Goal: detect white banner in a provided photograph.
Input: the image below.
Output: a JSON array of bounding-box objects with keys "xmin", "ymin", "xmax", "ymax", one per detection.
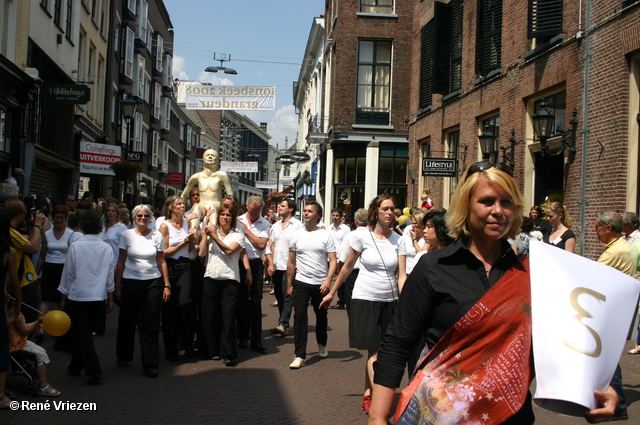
[
  {"xmin": 79, "ymin": 141, "xmax": 120, "ymax": 176},
  {"xmin": 530, "ymin": 240, "xmax": 640, "ymax": 415},
  {"xmin": 220, "ymin": 161, "xmax": 259, "ymax": 173},
  {"xmin": 255, "ymin": 181, "xmax": 277, "ymax": 190},
  {"xmin": 185, "ymin": 85, "xmax": 276, "ymax": 110}
]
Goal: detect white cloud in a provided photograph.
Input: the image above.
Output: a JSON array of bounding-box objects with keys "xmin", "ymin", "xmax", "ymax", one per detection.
[
  {"xmin": 196, "ymin": 71, "xmax": 235, "ymax": 86},
  {"xmin": 173, "ymin": 55, "xmax": 187, "ymax": 79}
]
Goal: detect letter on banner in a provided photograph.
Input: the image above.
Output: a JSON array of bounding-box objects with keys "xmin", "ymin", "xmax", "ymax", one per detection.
[{"xmin": 529, "ymin": 240, "xmax": 640, "ymax": 415}]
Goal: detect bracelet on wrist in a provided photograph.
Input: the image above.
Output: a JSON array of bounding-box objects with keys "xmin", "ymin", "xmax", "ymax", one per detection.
[
  {"xmin": 164, "ymin": 285, "xmax": 171, "ymax": 289},
  {"xmin": 33, "ymin": 224, "xmax": 42, "ymax": 229}
]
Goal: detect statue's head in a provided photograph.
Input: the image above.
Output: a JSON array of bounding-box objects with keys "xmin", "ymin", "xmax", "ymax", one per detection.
[{"xmin": 203, "ymin": 149, "xmax": 219, "ymax": 165}]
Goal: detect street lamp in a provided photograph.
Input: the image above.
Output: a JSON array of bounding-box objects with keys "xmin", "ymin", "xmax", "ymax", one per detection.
[
  {"xmin": 205, "ymin": 53, "xmax": 238, "ymax": 75},
  {"xmin": 275, "ymin": 158, "xmax": 283, "ymax": 192},
  {"xmin": 478, "ymin": 122, "xmax": 497, "ymax": 161},
  {"xmin": 120, "ymin": 93, "xmax": 137, "ymax": 153},
  {"xmin": 532, "ymin": 98, "xmax": 578, "ymax": 158}
]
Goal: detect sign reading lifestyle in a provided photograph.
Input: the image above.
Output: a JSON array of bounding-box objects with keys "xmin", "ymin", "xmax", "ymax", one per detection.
[
  {"xmin": 80, "ymin": 141, "xmax": 120, "ymax": 176},
  {"xmin": 422, "ymin": 158, "xmax": 457, "ymax": 177},
  {"xmin": 185, "ymin": 85, "xmax": 276, "ymax": 111},
  {"xmin": 220, "ymin": 161, "xmax": 259, "ymax": 173}
]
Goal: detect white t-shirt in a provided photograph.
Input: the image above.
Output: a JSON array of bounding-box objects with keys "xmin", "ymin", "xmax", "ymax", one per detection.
[
  {"xmin": 402, "ymin": 224, "xmax": 425, "ymax": 275},
  {"xmin": 289, "ymin": 228, "xmax": 336, "ymax": 285},
  {"xmin": 237, "ymin": 213, "xmax": 270, "ymax": 260},
  {"xmin": 268, "ymin": 217, "xmax": 303, "ymax": 271},
  {"xmin": 329, "ymin": 222, "xmax": 351, "ymax": 257},
  {"xmin": 338, "ymin": 230, "xmax": 362, "ymax": 270},
  {"xmin": 100, "ymin": 222, "xmax": 128, "ymax": 266},
  {"xmin": 204, "ymin": 230, "xmax": 245, "ymax": 282},
  {"xmin": 162, "ymin": 219, "xmax": 190, "ymax": 260},
  {"xmin": 44, "ymin": 227, "xmax": 73, "ymax": 264},
  {"xmin": 118, "ymin": 229, "xmax": 164, "ymax": 280},
  {"xmin": 351, "ymin": 227, "xmax": 406, "ymax": 302}
]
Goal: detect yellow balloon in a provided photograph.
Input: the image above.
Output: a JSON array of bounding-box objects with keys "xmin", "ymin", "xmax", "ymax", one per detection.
[
  {"xmin": 43, "ymin": 310, "xmax": 71, "ymax": 337},
  {"xmin": 403, "ymin": 207, "xmax": 411, "ymax": 217},
  {"xmin": 397, "ymin": 215, "xmax": 409, "ymax": 224}
]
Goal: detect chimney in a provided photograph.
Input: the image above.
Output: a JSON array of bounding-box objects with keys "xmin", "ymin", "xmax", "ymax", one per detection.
[
  {"xmin": 285, "ymin": 136, "xmax": 289, "ymax": 150},
  {"xmin": 260, "ymin": 122, "xmax": 268, "ymax": 131}
]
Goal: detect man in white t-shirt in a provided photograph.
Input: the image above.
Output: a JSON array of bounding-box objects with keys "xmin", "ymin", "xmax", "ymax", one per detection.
[
  {"xmin": 286, "ymin": 201, "xmax": 337, "ymax": 369},
  {"xmin": 237, "ymin": 196, "xmax": 271, "ymax": 353},
  {"xmin": 329, "ymin": 208, "xmax": 350, "ymax": 309},
  {"xmin": 265, "ymin": 199, "xmax": 303, "ymax": 337}
]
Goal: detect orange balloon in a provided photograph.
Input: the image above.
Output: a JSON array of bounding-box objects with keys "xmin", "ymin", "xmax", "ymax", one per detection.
[{"xmin": 43, "ymin": 310, "xmax": 71, "ymax": 337}]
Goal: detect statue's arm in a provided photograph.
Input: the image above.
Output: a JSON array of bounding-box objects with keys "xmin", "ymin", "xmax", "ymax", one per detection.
[
  {"xmin": 181, "ymin": 174, "xmax": 197, "ymax": 200},
  {"xmin": 221, "ymin": 172, "xmax": 233, "ymax": 196}
]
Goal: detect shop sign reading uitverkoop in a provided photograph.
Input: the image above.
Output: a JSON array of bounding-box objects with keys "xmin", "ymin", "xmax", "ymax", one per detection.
[
  {"xmin": 185, "ymin": 85, "xmax": 276, "ymax": 111},
  {"xmin": 79, "ymin": 142, "xmax": 121, "ymax": 176}
]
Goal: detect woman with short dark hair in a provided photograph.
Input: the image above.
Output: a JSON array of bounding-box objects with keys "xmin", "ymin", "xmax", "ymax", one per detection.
[{"xmin": 58, "ymin": 211, "xmax": 114, "ymax": 385}]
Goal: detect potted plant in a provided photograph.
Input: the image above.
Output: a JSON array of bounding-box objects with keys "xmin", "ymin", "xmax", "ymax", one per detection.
[
  {"xmin": 110, "ymin": 161, "xmax": 142, "ymax": 181},
  {"xmin": 267, "ymin": 190, "xmax": 286, "ymax": 203}
]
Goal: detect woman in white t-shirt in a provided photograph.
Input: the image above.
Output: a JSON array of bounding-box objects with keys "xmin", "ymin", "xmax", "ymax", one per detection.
[
  {"xmin": 321, "ymin": 194, "xmax": 407, "ymax": 414},
  {"xmin": 115, "ymin": 204, "xmax": 170, "ymax": 378},
  {"xmin": 199, "ymin": 203, "xmax": 245, "ymax": 367},
  {"xmin": 35, "ymin": 204, "xmax": 73, "ymax": 341}
]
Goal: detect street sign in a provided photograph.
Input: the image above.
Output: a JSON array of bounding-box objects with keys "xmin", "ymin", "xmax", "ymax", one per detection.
[
  {"xmin": 422, "ymin": 158, "xmax": 457, "ymax": 177},
  {"xmin": 291, "ymin": 152, "xmax": 311, "ymax": 163}
]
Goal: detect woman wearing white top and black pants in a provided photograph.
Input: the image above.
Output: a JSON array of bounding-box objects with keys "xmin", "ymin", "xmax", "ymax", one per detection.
[
  {"xmin": 115, "ymin": 205, "xmax": 170, "ymax": 378},
  {"xmin": 159, "ymin": 196, "xmax": 196, "ymax": 361},
  {"xmin": 200, "ymin": 203, "xmax": 245, "ymax": 366}
]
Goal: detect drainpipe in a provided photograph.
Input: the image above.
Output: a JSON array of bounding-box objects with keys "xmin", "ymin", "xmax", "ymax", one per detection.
[{"xmin": 578, "ymin": 0, "xmax": 593, "ymax": 256}]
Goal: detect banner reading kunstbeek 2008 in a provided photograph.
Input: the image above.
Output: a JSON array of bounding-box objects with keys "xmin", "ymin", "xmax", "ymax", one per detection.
[{"xmin": 185, "ymin": 85, "xmax": 276, "ymax": 111}]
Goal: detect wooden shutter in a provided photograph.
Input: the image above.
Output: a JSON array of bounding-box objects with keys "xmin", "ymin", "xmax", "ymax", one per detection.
[
  {"xmin": 449, "ymin": 0, "xmax": 464, "ymax": 92},
  {"xmin": 528, "ymin": 0, "xmax": 562, "ymax": 39},
  {"xmin": 433, "ymin": 1, "xmax": 452, "ymax": 95},
  {"xmin": 477, "ymin": 0, "xmax": 502, "ymax": 76},
  {"xmin": 419, "ymin": 21, "xmax": 435, "ymax": 109}
]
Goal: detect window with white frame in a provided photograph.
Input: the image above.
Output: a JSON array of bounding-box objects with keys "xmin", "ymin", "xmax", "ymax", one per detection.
[
  {"xmin": 124, "ymin": 27, "xmax": 134, "ymax": 79},
  {"xmin": 186, "ymin": 125, "xmax": 192, "ymax": 151},
  {"xmin": 96, "ymin": 57, "xmax": 103, "ymax": 123},
  {"xmin": 144, "ymin": 73, "xmax": 151, "ymax": 104},
  {"xmin": 162, "ymin": 98, "xmax": 170, "ymax": 130},
  {"xmin": 127, "ymin": 0, "xmax": 135, "ymax": 14},
  {"xmin": 65, "ymin": 0, "xmax": 73, "ymax": 41},
  {"xmin": 113, "ymin": 16, "xmax": 120, "ymax": 54},
  {"xmin": 77, "ymin": 31, "xmax": 85, "ymax": 84},
  {"xmin": 155, "ymin": 34, "xmax": 163, "ymax": 72},
  {"xmin": 178, "ymin": 154, "xmax": 183, "ymax": 172},
  {"xmin": 87, "ymin": 45, "xmax": 95, "ymax": 115},
  {"xmin": 151, "ymin": 131, "xmax": 159, "ymax": 167},
  {"xmin": 134, "ymin": 55, "xmax": 145, "ymax": 98},
  {"xmin": 162, "ymin": 140, "xmax": 169, "ymax": 171},
  {"xmin": 146, "ymin": 22, "xmax": 153, "ymax": 51},
  {"xmin": 91, "ymin": 0, "xmax": 97, "ymax": 22},
  {"xmin": 136, "ymin": 0, "xmax": 148, "ymax": 42},
  {"xmin": 133, "ymin": 112, "xmax": 143, "ymax": 152},
  {"xmin": 360, "ymin": 0, "xmax": 393, "ymax": 13},
  {"xmin": 356, "ymin": 40, "xmax": 391, "ymax": 125},
  {"xmin": 141, "ymin": 123, "xmax": 148, "ymax": 154},
  {"xmin": 196, "ymin": 158, "xmax": 204, "ymax": 172},
  {"xmin": 153, "ymin": 82, "xmax": 161, "ymax": 119},
  {"xmin": 163, "ymin": 54, "xmax": 172, "ymax": 85},
  {"xmin": 111, "ymin": 87, "xmax": 117, "ymax": 124}
]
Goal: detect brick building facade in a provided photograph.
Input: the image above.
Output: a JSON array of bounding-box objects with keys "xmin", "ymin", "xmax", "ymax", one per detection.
[{"xmin": 409, "ymin": 0, "xmax": 640, "ymax": 259}]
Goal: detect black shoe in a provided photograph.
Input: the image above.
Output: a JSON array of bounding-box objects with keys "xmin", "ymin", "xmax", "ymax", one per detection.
[
  {"xmin": 223, "ymin": 358, "xmax": 237, "ymax": 367},
  {"xmin": 330, "ymin": 303, "xmax": 345, "ymax": 310},
  {"xmin": 609, "ymin": 414, "xmax": 629, "ymax": 421},
  {"xmin": 184, "ymin": 347, "xmax": 197, "ymax": 358},
  {"xmin": 238, "ymin": 339, "xmax": 250, "ymax": 349},
  {"xmin": 116, "ymin": 359, "xmax": 128, "ymax": 367},
  {"xmin": 87, "ymin": 373, "xmax": 104, "ymax": 385},
  {"xmin": 67, "ymin": 368, "xmax": 81, "ymax": 377},
  {"xmin": 251, "ymin": 344, "xmax": 267, "ymax": 354},
  {"xmin": 143, "ymin": 366, "xmax": 159, "ymax": 378}
]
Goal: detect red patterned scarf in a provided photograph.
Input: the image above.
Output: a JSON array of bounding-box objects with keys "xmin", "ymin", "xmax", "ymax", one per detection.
[{"xmin": 395, "ymin": 260, "xmax": 532, "ymax": 425}]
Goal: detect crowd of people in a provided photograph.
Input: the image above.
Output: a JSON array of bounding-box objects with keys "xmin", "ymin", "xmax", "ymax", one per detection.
[{"xmin": 0, "ymin": 162, "xmax": 635, "ymax": 423}]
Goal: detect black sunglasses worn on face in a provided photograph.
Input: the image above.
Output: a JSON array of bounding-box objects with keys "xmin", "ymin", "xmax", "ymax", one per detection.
[{"xmin": 136, "ymin": 214, "xmax": 150, "ymax": 218}]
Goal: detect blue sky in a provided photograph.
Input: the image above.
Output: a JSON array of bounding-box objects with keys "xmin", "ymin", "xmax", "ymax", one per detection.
[{"xmin": 163, "ymin": 0, "xmax": 323, "ymax": 149}]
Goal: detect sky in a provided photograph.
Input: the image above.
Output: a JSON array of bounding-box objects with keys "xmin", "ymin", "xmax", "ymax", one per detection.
[{"xmin": 163, "ymin": 0, "xmax": 324, "ymax": 150}]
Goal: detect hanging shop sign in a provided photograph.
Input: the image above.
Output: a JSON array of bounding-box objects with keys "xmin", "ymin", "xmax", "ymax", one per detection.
[
  {"xmin": 44, "ymin": 84, "xmax": 91, "ymax": 104},
  {"xmin": 167, "ymin": 172, "xmax": 184, "ymax": 185},
  {"xmin": 422, "ymin": 158, "xmax": 457, "ymax": 177},
  {"xmin": 278, "ymin": 154, "xmax": 295, "ymax": 165},
  {"xmin": 291, "ymin": 152, "xmax": 311, "ymax": 163},
  {"xmin": 185, "ymin": 85, "xmax": 276, "ymax": 111},
  {"xmin": 80, "ymin": 141, "xmax": 120, "ymax": 176}
]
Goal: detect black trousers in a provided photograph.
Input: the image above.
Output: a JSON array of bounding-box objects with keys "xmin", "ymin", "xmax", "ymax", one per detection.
[
  {"xmin": 162, "ymin": 259, "xmax": 195, "ymax": 359},
  {"xmin": 202, "ymin": 278, "xmax": 239, "ymax": 360},
  {"xmin": 190, "ymin": 257, "xmax": 208, "ymax": 356},
  {"xmin": 292, "ymin": 280, "xmax": 328, "ymax": 359},
  {"xmin": 237, "ymin": 258, "xmax": 264, "ymax": 345},
  {"xmin": 273, "ymin": 269, "xmax": 293, "ymax": 327},
  {"xmin": 66, "ymin": 299, "xmax": 103, "ymax": 376},
  {"xmin": 116, "ymin": 277, "xmax": 163, "ymax": 367}
]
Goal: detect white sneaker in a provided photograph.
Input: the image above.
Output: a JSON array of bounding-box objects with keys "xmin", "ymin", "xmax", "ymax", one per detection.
[
  {"xmin": 318, "ymin": 344, "xmax": 328, "ymax": 358},
  {"xmin": 289, "ymin": 357, "xmax": 306, "ymax": 369}
]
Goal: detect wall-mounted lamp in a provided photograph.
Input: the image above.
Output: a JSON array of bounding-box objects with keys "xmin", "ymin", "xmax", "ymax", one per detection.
[{"xmin": 532, "ymin": 98, "xmax": 578, "ymax": 158}]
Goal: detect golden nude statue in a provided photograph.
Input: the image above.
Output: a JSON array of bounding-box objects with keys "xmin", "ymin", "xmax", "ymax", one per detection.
[{"xmin": 181, "ymin": 148, "xmax": 233, "ymax": 228}]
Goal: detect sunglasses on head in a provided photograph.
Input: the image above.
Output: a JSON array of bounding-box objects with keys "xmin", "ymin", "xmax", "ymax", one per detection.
[{"xmin": 467, "ymin": 161, "xmax": 513, "ymax": 177}]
